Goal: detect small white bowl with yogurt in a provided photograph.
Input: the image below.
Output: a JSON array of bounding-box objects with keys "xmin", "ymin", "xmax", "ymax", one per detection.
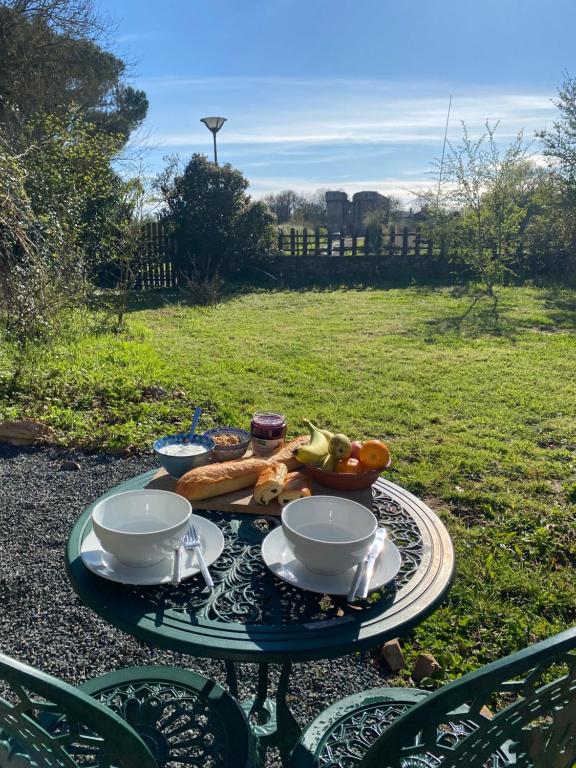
[{"xmin": 153, "ymin": 432, "xmax": 215, "ymax": 478}]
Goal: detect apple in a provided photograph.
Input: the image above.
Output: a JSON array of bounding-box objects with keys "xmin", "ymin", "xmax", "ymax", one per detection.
[
  {"xmin": 336, "ymin": 458, "xmax": 364, "ymax": 474},
  {"xmin": 350, "ymin": 440, "xmax": 363, "ymax": 459}
]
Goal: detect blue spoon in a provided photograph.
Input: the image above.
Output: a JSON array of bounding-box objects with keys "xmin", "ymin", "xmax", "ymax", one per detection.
[{"xmin": 189, "ymin": 406, "xmax": 202, "ymax": 436}]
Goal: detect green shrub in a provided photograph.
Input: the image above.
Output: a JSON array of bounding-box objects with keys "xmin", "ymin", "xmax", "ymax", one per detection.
[{"xmin": 155, "ymin": 154, "xmax": 277, "ymax": 285}]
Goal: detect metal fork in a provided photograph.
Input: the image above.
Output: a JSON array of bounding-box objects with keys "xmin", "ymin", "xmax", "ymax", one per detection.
[{"xmin": 183, "ymin": 524, "xmax": 214, "ymax": 588}]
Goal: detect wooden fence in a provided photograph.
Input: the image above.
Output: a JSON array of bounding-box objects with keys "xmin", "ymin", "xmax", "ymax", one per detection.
[
  {"xmin": 134, "ymin": 221, "xmax": 178, "ymax": 289},
  {"xmin": 133, "ymin": 223, "xmax": 442, "ymax": 288},
  {"xmin": 277, "ymin": 226, "xmax": 437, "ymax": 258}
]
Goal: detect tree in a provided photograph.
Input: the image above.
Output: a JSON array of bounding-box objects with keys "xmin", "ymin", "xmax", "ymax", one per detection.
[
  {"xmin": 0, "ymin": 1, "xmax": 150, "ymax": 345},
  {"xmin": 0, "ymin": 128, "xmax": 79, "ymax": 341},
  {"xmin": 292, "ymin": 189, "xmax": 327, "ymax": 226},
  {"xmin": 536, "ymin": 74, "xmax": 576, "ymax": 266},
  {"xmin": 261, "ymin": 190, "xmax": 300, "ymax": 224},
  {"xmin": 431, "ymin": 121, "xmax": 533, "ymax": 294},
  {"xmin": 262, "ymin": 188, "xmax": 329, "ymax": 226},
  {"xmin": 155, "ymin": 154, "xmax": 276, "ymax": 285},
  {"xmin": 0, "ymin": 0, "xmax": 148, "ymax": 144},
  {"xmin": 540, "ymin": 74, "xmax": 576, "ymax": 185},
  {"xmin": 23, "ymin": 109, "xmax": 131, "ymax": 271}
]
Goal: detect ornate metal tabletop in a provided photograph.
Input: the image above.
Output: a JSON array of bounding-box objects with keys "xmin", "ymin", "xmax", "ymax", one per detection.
[{"xmin": 66, "ymin": 470, "xmax": 454, "ymax": 664}]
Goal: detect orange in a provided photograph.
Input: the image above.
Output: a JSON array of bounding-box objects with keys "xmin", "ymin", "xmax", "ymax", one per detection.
[
  {"xmin": 358, "ymin": 440, "xmax": 390, "ymax": 470},
  {"xmin": 336, "ymin": 458, "xmax": 364, "ymax": 474}
]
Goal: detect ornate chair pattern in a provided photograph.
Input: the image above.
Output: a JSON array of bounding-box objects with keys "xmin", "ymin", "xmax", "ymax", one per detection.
[
  {"xmin": 290, "ymin": 626, "xmax": 576, "ymax": 768},
  {"xmin": 0, "ymin": 654, "xmax": 254, "ymax": 768}
]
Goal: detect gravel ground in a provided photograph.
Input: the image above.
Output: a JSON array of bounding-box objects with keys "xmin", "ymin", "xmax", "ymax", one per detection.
[{"xmin": 0, "ymin": 445, "xmax": 393, "ymax": 765}]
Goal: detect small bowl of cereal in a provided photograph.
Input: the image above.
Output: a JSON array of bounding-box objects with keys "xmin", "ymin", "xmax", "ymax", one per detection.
[{"xmin": 203, "ymin": 427, "xmax": 251, "ymax": 462}]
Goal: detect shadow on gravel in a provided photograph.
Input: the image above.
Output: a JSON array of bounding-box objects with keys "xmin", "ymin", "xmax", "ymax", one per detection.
[{"xmin": 0, "ymin": 443, "xmax": 23, "ymax": 460}]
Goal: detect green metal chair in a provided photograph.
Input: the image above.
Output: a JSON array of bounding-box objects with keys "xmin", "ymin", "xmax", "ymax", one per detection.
[
  {"xmin": 0, "ymin": 654, "xmax": 254, "ymax": 768},
  {"xmin": 290, "ymin": 625, "xmax": 576, "ymax": 768}
]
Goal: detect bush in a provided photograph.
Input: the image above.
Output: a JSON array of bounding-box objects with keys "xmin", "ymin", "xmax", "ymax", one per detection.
[
  {"xmin": 0, "ymin": 132, "xmax": 74, "ymax": 342},
  {"xmin": 155, "ymin": 154, "xmax": 277, "ymax": 284},
  {"xmin": 0, "ymin": 110, "xmax": 139, "ymax": 344}
]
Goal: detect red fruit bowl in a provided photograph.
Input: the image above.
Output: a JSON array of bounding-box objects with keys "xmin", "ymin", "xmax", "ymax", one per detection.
[{"xmin": 304, "ymin": 459, "xmax": 391, "ymax": 491}]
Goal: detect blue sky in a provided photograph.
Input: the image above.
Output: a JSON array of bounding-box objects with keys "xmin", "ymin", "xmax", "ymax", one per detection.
[{"xmin": 99, "ymin": 0, "xmax": 575, "ymax": 205}]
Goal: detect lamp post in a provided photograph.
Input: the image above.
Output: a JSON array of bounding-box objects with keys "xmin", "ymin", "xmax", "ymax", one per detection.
[{"xmin": 200, "ymin": 116, "xmax": 227, "ymax": 165}]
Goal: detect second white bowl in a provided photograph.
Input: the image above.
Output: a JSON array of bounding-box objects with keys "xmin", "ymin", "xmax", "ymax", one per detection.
[
  {"xmin": 281, "ymin": 496, "xmax": 377, "ymax": 575},
  {"xmin": 92, "ymin": 490, "xmax": 192, "ymax": 567}
]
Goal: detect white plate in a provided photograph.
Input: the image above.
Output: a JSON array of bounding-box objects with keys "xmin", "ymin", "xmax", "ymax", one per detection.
[
  {"xmin": 80, "ymin": 514, "xmax": 225, "ymax": 585},
  {"xmin": 261, "ymin": 526, "xmax": 402, "ymax": 596}
]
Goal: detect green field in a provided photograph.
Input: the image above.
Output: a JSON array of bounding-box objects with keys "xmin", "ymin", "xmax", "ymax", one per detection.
[{"xmin": 1, "ymin": 285, "xmax": 575, "ymax": 681}]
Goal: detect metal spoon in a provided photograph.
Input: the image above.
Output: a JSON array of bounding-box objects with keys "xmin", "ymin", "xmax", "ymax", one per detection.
[{"xmin": 189, "ymin": 406, "xmax": 202, "ymax": 436}]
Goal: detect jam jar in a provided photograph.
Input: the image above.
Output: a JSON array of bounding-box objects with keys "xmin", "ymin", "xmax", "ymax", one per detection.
[{"xmin": 251, "ymin": 411, "xmax": 287, "ymax": 455}]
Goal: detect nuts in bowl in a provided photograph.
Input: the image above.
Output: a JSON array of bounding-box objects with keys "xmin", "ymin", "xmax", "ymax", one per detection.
[{"xmin": 203, "ymin": 427, "xmax": 251, "ymax": 462}]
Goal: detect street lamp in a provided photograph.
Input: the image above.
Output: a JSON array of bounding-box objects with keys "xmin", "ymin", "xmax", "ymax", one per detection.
[{"xmin": 200, "ymin": 116, "xmax": 227, "ymax": 165}]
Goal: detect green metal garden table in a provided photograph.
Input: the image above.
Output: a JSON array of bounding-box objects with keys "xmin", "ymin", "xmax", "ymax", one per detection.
[{"xmin": 66, "ymin": 469, "xmax": 454, "ymax": 761}]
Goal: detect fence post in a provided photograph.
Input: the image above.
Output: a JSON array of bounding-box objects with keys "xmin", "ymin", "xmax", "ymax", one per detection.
[
  {"xmin": 352, "ymin": 233, "xmax": 358, "ymax": 256},
  {"xmin": 315, "ymin": 227, "xmax": 320, "ymax": 256},
  {"xmin": 440, "ymin": 232, "xmax": 447, "ymax": 260},
  {"xmin": 402, "ymin": 227, "xmax": 409, "ymax": 256},
  {"xmin": 415, "ymin": 226, "xmax": 421, "ymax": 258},
  {"xmin": 303, "ymin": 227, "xmax": 308, "ymax": 257},
  {"xmin": 146, "ymin": 221, "xmax": 154, "ymax": 288},
  {"xmin": 364, "ymin": 230, "xmax": 370, "ymax": 256},
  {"xmin": 427, "ymin": 235, "xmax": 433, "ymax": 258},
  {"xmin": 138, "ymin": 222, "xmax": 147, "ymax": 288},
  {"xmin": 339, "ymin": 233, "xmax": 346, "ymax": 256},
  {"xmin": 388, "ymin": 225, "xmax": 396, "ymax": 256},
  {"xmin": 172, "ymin": 233, "xmax": 179, "ymax": 286},
  {"xmin": 290, "ymin": 227, "xmax": 296, "ymax": 257},
  {"xmin": 153, "ymin": 221, "xmax": 160, "ymax": 287},
  {"xmin": 159, "ymin": 221, "xmax": 167, "ymax": 286},
  {"xmin": 327, "ymin": 230, "xmax": 333, "ymax": 256},
  {"xmin": 279, "ymin": 230, "xmax": 284, "ymax": 254}
]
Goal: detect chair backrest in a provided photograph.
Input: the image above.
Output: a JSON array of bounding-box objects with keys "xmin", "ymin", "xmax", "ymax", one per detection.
[
  {"xmin": 0, "ymin": 653, "xmax": 157, "ymax": 768},
  {"xmin": 362, "ymin": 626, "xmax": 576, "ymax": 768}
]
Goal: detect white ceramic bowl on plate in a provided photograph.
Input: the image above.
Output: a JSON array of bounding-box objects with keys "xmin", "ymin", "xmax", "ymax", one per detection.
[
  {"xmin": 91, "ymin": 490, "xmax": 192, "ymax": 567},
  {"xmin": 281, "ymin": 496, "xmax": 377, "ymax": 575}
]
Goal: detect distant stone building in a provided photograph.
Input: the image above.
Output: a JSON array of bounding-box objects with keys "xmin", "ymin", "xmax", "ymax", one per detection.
[
  {"xmin": 325, "ymin": 190, "xmax": 389, "ymax": 233},
  {"xmin": 325, "ymin": 190, "xmax": 426, "ymax": 233}
]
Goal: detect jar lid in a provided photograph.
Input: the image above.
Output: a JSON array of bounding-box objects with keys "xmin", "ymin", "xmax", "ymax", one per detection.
[{"xmin": 252, "ymin": 411, "xmax": 286, "ymax": 425}]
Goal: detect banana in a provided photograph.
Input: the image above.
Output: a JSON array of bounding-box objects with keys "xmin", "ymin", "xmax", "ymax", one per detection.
[
  {"xmin": 321, "ymin": 454, "xmax": 338, "ymax": 472},
  {"xmin": 293, "ymin": 420, "xmax": 330, "ymax": 465},
  {"xmin": 303, "ymin": 419, "xmax": 334, "ymax": 442}
]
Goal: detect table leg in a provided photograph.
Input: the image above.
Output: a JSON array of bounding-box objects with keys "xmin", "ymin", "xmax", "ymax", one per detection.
[
  {"xmin": 276, "ymin": 663, "xmax": 302, "ymax": 764},
  {"xmin": 225, "ymin": 660, "xmax": 239, "ymax": 699},
  {"xmin": 256, "ymin": 663, "xmax": 269, "ymax": 704},
  {"xmin": 231, "ymin": 661, "xmax": 302, "ymax": 766}
]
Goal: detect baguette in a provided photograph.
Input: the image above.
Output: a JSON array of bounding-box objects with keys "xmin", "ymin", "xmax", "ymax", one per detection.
[
  {"xmin": 270, "ymin": 435, "xmax": 310, "ymax": 471},
  {"xmin": 279, "ymin": 471, "xmax": 312, "ymax": 507},
  {"xmin": 254, "ymin": 462, "xmax": 288, "ymax": 504},
  {"xmin": 176, "ymin": 456, "xmax": 269, "ymax": 501}
]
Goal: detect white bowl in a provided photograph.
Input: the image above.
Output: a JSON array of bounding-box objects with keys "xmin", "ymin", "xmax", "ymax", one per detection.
[
  {"xmin": 91, "ymin": 490, "xmax": 192, "ymax": 567},
  {"xmin": 281, "ymin": 496, "xmax": 377, "ymax": 575}
]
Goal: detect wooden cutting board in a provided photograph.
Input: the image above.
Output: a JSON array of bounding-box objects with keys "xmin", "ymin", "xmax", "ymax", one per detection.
[{"xmin": 146, "ymin": 468, "xmax": 375, "ymax": 517}]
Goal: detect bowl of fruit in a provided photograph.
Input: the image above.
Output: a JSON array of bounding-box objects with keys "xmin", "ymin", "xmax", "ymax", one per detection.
[{"xmin": 294, "ymin": 421, "xmax": 391, "ymax": 491}]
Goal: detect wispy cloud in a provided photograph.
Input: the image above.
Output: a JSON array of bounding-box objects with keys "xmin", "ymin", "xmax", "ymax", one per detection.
[
  {"xmin": 116, "ymin": 31, "xmax": 157, "ymax": 43},
  {"xmin": 144, "ymin": 86, "xmax": 554, "ymax": 149},
  {"xmin": 133, "ymin": 77, "xmax": 556, "ymax": 198},
  {"xmin": 246, "ymin": 175, "xmax": 437, "ymax": 205}
]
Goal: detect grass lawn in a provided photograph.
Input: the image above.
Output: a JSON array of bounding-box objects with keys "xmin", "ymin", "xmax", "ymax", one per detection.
[{"xmin": 1, "ymin": 285, "xmax": 575, "ymax": 681}]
